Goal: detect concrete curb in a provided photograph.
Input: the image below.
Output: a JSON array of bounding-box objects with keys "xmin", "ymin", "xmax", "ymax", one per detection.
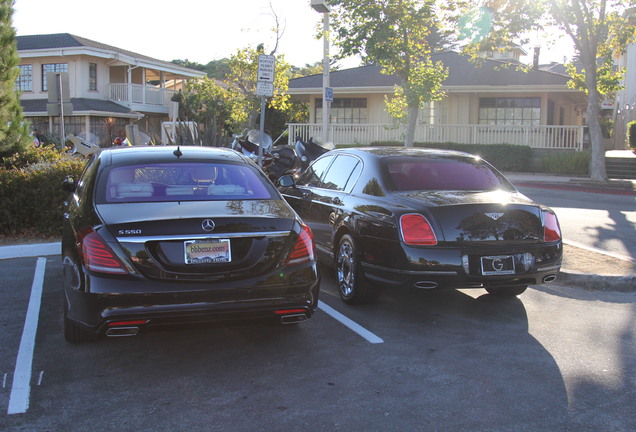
[
  {"xmin": 557, "ymin": 269, "xmax": 635, "ymax": 292},
  {"xmin": 1, "ymin": 242, "xmax": 633, "ymax": 292},
  {"xmin": 0, "ymin": 242, "xmax": 60, "ymax": 260}
]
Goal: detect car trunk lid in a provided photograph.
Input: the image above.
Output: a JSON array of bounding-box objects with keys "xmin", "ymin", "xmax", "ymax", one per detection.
[
  {"xmin": 396, "ymin": 190, "xmax": 544, "ymax": 244},
  {"xmin": 96, "ymin": 200, "xmax": 298, "ymax": 279}
]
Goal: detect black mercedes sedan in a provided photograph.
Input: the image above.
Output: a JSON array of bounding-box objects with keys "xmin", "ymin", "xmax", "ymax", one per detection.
[
  {"xmin": 278, "ymin": 147, "xmax": 561, "ymax": 305},
  {"xmin": 61, "ymin": 146, "xmax": 319, "ymax": 343}
]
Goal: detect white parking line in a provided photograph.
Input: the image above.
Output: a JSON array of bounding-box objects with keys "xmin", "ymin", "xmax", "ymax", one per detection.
[
  {"xmin": 318, "ymin": 301, "xmax": 384, "ymax": 344},
  {"xmin": 7, "ymin": 257, "xmax": 46, "ymax": 415}
]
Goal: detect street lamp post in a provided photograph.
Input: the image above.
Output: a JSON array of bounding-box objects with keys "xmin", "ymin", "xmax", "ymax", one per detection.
[{"xmin": 311, "ymin": 0, "xmax": 331, "ymax": 146}]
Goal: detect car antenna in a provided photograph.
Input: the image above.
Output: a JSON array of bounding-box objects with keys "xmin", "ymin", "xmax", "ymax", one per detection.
[{"xmin": 173, "ymin": 146, "xmax": 183, "ymax": 158}]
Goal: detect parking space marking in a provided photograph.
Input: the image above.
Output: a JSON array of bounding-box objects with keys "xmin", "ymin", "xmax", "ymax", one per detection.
[
  {"xmin": 7, "ymin": 257, "xmax": 46, "ymax": 415},
  {"xmin": 318, "ymin": 300, "xmax": 384, "ymax": 344}
]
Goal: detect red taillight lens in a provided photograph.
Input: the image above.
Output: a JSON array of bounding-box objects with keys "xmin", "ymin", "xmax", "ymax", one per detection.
[
  {"xmin": 543, "ymin": 211, "xmax": 561, "ymax": 242},
  {"xmin": 285, "ymin": 224, "xmax": 315, "ymax": 265},
  {"xmin": 78, "ymin": 229, "xmax": 129, "ymax": 274},
  {"xmin": 400, "ymin": 214, "xmax": 438, "ymax": 245}
]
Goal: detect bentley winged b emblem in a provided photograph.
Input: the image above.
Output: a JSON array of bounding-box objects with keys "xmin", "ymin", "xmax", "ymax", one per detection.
[{"xmin": 485, "ymin": 212, "xmax": 504, "ymax": 221}]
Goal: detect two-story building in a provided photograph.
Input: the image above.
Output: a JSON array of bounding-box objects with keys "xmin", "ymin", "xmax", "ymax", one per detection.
[{"xmin": 16, "ymin": 33, "xmax": 206, "ymax": 145}]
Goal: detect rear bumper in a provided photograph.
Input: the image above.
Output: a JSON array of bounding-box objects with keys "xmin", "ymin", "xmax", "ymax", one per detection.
[
  {"xmin": 64, "ymin": 264, "xmax": 320, "ymax": 333},
  {"xmin": 361, "ymin": 243, "xmax": 562, "ymax": 290}
]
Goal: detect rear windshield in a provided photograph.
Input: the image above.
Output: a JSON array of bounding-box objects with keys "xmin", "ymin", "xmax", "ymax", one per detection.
[
  {"xmin": 101, "ymin": 162, "xmax": 274, "ymax": 203},
  {"xmin": 385, "ymin": 158, "xmax": 513, "ymax": 192}
]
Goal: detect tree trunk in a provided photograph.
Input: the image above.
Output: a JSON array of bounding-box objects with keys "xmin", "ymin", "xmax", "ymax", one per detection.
[
  {"xmin": 584, "ymin": 61, "xmax": 608, "ymax": 182},
  {"xmin": 404, "ymin": 102, "xmax": 419, "ymax": 147}
]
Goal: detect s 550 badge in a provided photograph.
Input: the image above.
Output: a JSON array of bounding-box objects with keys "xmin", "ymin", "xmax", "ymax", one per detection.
[{"xmin": 118, "ymin": 229, "xmax": 142, "ymax": 235}]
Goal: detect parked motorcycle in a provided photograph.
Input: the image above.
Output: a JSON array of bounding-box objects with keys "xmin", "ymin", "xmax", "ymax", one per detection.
[{"xmin": 294, "ymin": 136, "xmax": 334, "ymax": 171}]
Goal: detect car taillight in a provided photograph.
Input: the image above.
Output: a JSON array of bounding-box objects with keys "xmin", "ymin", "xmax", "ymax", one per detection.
[
  {"xmin": 543, "ymin": 211, "xmax": 561, "ymax": 242},
  {"xmin": 400, "ymin": 213, "xmax": 438, "ymax": 245},
  {"xmin": 285, "ymin": 224, "xmax": 315, "ymax": 265},
  {"xmin": 78, "ymin": 228, "xmax": 129, "ymax": 274}
]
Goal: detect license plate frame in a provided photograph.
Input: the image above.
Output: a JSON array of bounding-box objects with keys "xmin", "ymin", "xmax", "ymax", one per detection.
[
  {"xmin": 480, "ymin": 255, "xmax": 515, "ymax": 275},
  {"xmin": 184, "ymin": 239, "xmax": 231, "ymax": 264}
]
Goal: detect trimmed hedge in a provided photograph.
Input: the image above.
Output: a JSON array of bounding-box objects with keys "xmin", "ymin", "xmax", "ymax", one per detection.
[
  {"xmin": 0, "ymin": 153, "xmax": 86, "ymax": 238},
  {"xmin": 366, "ymin": 141, "xmax": 533, "ymax": 172},
  {"xmin": 540, "ymin": 150, "xmax": 591, "ymax": 175}
]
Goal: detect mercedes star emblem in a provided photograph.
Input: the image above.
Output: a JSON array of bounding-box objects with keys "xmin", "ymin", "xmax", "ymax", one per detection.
[{"xmin": 201, "ymin": 219, "xmax": 215, "ymax": 232}]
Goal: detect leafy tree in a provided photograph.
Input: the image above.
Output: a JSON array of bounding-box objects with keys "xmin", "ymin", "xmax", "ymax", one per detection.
[
  {"xmin": 223, "ymin": 45, "xmax": 292, "ymax": 131},
  {"xmin": 204, "ymin": 58, "xmax": 231, "ymax": 80},
  {"xmin": 455, "ymin": 0, "xmax": 636, "ymax": 181},
  {"xmin": 291, "ymin": 61, "xmax": 325, "ymax": 78},
  {"xmin": 329, "ymin": 0, "xmax": 449, "ymax": 147},
  {"xmin": 0, "ymin": 0, "xmax": 30, "ymax": 159},
  {"xmin": 172, "ymin": 77, "xmax": 234, "ymax": 146},
  {"xmin": 171, "ymin": 59, "xmax": 206, "ymax": 71}
]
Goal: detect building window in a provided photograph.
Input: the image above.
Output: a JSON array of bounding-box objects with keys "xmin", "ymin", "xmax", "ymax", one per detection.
[
  {"xmin": 89, "ymin": 63, "xmax": 97, "ymax": 91},
  {"xmin": 479, "ymin": 97, "xmax": 540, "ymax": 126},
  {"xmin": 316, "ymin": 98, "xmax": 367, "ymax": 124},
  {"xmin": 16, "ymin": 65, "xmax": 33, "ymax": 92},
  {"xmin": 42, "ymin": 63, "xmax": 68, "ymax": 91}
]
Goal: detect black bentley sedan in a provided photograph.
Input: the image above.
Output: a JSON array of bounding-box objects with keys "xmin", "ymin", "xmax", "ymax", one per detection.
[
  {"xmin": 278, "ymin": 147, "xmax": 561, "ymax": 305},
  {"xmin": 61, "ymin": 146, "xmax": 319, "ymax": 343}
]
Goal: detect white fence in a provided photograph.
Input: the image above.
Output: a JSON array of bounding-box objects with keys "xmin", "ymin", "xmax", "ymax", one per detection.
[
  {"xmin": 109, "ymin": 83, "xmax": 177, "ymax": 107},
  {"xmin": 288, "ymin": 123, "xmax": 585, "ymax": 150}
]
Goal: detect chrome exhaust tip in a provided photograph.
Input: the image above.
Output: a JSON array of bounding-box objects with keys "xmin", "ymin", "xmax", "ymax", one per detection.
[
  {"xmin": 280, "ymin": 313, "xmax": 308, "ymax": 325},
  {"xmin": 543, "ymin": 274, "xmax": 557, "ymax": 283},
  {"xmin": 105, "ymin": 326, "xmax": 140, "ymax": 337},
  {"xmin": 414, "ymin": 281, "xmax": 438, "ymax": 289}
]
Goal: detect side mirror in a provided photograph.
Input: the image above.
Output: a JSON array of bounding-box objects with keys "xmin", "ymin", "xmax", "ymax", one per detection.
[
  {"xmin": 62, "ymin": 175, "xmax": 76, "ymax": 192},
  {"xmin": 277, "ymin": 174, "xmax": 296, "ymax": 188}
]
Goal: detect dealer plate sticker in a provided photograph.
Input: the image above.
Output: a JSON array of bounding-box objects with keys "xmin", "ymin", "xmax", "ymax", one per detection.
[
  {"xmin": 480, "ymin": 255, "xmax": 515, "ymax": 275},
  {"xmin": 185, "ymin": 239, "xmax": 231, "ymax": 264}
]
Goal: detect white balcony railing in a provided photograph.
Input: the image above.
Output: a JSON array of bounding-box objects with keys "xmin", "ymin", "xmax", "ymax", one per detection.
[
  {"xmin": 288, "ymin": 123, "xmax": 585, "ymax": 150},
  {"xmin": 108, "ymin": 83, "xmax": 177, "ymax": 108}
]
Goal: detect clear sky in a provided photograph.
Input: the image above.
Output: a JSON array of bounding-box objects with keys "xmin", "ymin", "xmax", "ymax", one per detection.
[{"xmin": 12, "ymin": 0, "xmax": 572, "ymax": 68}]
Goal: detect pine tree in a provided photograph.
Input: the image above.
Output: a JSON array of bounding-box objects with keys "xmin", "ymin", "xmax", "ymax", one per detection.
[{"xmin": 0, "ymin": 0, "xmax": 30, "ymax": 158}]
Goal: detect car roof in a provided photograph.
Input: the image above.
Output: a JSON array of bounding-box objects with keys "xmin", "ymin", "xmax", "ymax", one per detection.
[
  {"xmin": 330, "ymin": 147, "xmax": 482, "ymax": 161},
  {"xmin": 96, "ymin": 146, "xmax": 247, "ymax": 166}
]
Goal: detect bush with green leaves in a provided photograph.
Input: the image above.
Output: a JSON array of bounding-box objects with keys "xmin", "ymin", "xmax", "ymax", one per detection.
[
  {"xmin": 627, "ymin": 121, "xmax": 636, "ymax": 151},
  {"xmin": 0, "ymin": 148, "xmax": 86, "ymax": 238},
  {"xmin": 540, "ymin": 151, "xmax": 591, "ymax": 176}
]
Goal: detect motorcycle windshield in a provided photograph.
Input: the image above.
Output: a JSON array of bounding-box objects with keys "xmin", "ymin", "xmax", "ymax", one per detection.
[{"xmin": 247, "ymin": 130, "xmax": 272, "ymax": 152}]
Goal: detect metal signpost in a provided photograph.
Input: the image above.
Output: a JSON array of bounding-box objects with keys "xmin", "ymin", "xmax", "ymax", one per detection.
[
  {"xmin": 256, "ymin": 55, "xmax": 275, "ymax": 167},
  {"xmin": 46, "ymin": 72, "xmax": 73, "ymax": 146}
]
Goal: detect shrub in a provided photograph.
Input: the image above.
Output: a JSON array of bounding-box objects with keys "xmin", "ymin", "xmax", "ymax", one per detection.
[
  {"xmin": 540, "ymin": 151, "xmax": 591, "ymax": 175},
  {"xmin": 1, "ymin": 144, "xmax": 65, "ymax": 170},
  {"xmin": 0, "ymin": 154, "xmax": 86, "ymax": 238},
  {"xmin": 627, "ymin": 121, "xmax": 636, "ymax": 151}
]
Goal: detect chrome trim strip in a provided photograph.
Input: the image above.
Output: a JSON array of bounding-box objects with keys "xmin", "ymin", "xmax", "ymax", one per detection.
[
  {"xmin": 117, "ymin": 231, "xmax": 291, "ymax": 243},
  {"xmin": 362, "ymin": 262, "xmax": 458, "ymax": 276},
  {"xmin": 537, "ymin": 264, "xmax": 561, "ymax": 272}
]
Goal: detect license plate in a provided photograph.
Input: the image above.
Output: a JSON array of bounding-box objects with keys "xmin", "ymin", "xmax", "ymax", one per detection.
[
  {"xmin": 184, "ymin": 239, "xmax": 231, "ymax": 264},
  {"xmin": 481, "ymin": 255, "xmax": 515, "ymax": 275}
]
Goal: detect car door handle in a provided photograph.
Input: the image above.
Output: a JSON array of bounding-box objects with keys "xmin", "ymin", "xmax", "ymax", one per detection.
[
  {"xmin": 302, "ymin": 191, "xmax": 312, "ymax": 199},
  {"xmin": 331, "ymin": 197, "xmax": 341, "ymax": 205}
]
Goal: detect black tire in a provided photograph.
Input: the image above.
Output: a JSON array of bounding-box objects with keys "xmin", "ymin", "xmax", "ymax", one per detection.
[
  {"xmin": 336, "ymin": 234, "xmax": 380, "ymax": 305},
  {"xmin": 485, "ymin": 285, "xmax": 528, "ymax": 297}
]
